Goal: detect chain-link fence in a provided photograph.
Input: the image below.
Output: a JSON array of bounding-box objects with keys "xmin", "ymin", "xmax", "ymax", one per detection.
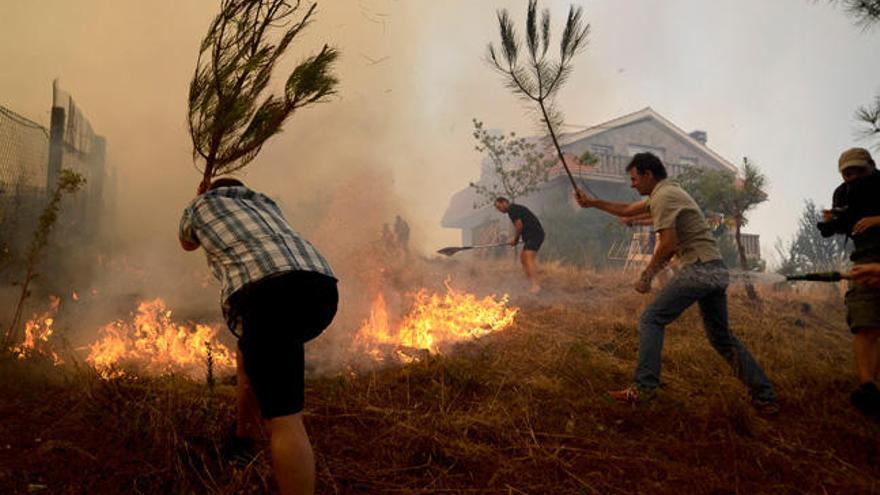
[
  {"xmin": 50, "ymin": 81, "xmax": 107, "ymax": 239},
  {"xmin": 0, "ymin": 81, "xmax": 109, "ymax": 261},
  {"xmin": 0, "ymin": 105, "xmax": 50, "ymax": 254}
]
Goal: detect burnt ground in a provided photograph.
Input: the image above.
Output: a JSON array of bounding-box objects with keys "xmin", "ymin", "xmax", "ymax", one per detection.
[{"xmin": 1, "ymin": 264, "xmax": 879, "ymax": 494}]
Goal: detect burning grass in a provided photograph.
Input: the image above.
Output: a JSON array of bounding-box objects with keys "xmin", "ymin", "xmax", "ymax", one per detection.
[
  {"xmin": 354, "ymin": 279, "xmax": 518, "ymax": 363},
  {"xmin": 8, "ymin": 295, "xmax": 62, "ymax": 365},
  {"xmin": 85, "ymin": 298, "xmax": 234, "ymax": 379},
  {"xmin": 2, "ymin": 261, "xmax": 880, "ymax": 494}
]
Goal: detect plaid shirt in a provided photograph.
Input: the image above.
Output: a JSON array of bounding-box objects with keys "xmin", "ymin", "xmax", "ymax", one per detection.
[{"xmin": 179, "ymin": 186, "xmax": 336, "ymax": 304}]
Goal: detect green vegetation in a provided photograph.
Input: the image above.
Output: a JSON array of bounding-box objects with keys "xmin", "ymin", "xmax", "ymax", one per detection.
[
  {"xmin": 487, "ymin": 0, "xmax": 592, "ymax": 193},
  {"xmin": 776, "ymin": 199, "xmax": 851, "ymax": 275},
  {"xmin": 188, "ymin": 0, "xmax": 339, "ymax": 188},
  {"xmin": 469, "ymin": 119, "xmax": 553, "ymax": 208},
  {"xmin": 3, "ymin": 169, "xmax": 84, "ymax": 349},
  {"xmin": 678, "ymin": 158, "xmax": 769, "ymax": 299}
]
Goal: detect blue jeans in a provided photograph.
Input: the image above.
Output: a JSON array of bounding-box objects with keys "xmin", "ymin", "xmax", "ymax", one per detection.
[{"xmin": 635, "ymin": 260, "xmax": 776, "ymax": 402}]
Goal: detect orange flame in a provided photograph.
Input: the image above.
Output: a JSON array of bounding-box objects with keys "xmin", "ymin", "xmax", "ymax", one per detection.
[
  {"xmin": 86, "ymin": 298, "xmax": 234, "ymax": 379},
  {"xmin": 355, "ymin": 281, "xmax": 518, "ymax": 362},
  {"xmin": 11, "ymin": 295, "xmax": 63, "ymax": 364}
]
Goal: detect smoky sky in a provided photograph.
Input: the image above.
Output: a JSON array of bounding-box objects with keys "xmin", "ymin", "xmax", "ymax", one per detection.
[{"xmin": 1, "ymin": 0, "xmax": 879, "ymax": 269}]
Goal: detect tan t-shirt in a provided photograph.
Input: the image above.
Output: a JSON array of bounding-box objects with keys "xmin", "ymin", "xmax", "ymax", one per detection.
[{"xmin": 646, "ymin": 179, "xmax": 721, "ymax": 266}]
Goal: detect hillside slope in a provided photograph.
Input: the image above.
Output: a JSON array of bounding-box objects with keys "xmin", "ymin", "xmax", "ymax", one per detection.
[{"xmin": 1, "ymin": 266, "xmax": 878, "ymax": 494}]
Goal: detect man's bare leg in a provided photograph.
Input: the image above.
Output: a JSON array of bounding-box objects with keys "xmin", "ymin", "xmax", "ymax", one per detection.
[
  {"xmin": 266, "ymin": 413, "xmax": 315, "ymax": 495},
  {"xmin": 855, "ymin": 328, "xmax": 880, "ymax": 384},
  {"xmin": 236, "ymin": 351, "xmax": 262, "ymax": 439},
  {"xmin": 521, "ymin": 249, "xmax": 540, "ymax": 292},
  {"xmin": 875, "ymin": 338, "xmax": 880, "ymax": 382}
]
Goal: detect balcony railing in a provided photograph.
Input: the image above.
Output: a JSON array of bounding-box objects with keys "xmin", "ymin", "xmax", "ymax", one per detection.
[{"xmin": 548, "ymin": 154, "xmax": 693, "ymax": 182}]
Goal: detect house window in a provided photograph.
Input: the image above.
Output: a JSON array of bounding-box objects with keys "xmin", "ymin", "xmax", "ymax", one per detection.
[{"xmin": 627, "ymin": 144, "xmax": 665, "ymax": 160}]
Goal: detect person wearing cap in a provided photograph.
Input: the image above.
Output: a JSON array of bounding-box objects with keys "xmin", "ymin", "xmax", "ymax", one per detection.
[{"xmin": 821, "ymin": 147, "xmax": 880, "ymax": 416}]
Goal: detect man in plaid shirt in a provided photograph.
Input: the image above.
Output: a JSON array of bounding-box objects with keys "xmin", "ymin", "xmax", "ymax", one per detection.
[{"xmin": 180, "ymin": 177, "xmax": 337, "ymax": 495}]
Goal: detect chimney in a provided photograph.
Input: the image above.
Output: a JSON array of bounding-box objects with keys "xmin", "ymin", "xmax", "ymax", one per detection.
[{"xmin": 689, "ymin": 130, "xmax": 707, "ymax": 145}]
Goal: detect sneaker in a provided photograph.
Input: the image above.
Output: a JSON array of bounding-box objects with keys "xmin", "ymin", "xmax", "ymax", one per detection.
[
  {"xmin": 751, "ymin": 398, "xmax": 780, "ymax": 417},
  {"xmin": 608, "ymin": 385, "xmax": 655, "ymax": 404},
  {"xmin": 850, "ymin": 382, "xmax": 880, "ymax": 417}
]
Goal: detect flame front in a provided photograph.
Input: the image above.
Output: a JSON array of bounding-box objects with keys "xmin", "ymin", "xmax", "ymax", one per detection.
[
  {"xmin": 11, "ymin": 295, "xmax": 63, "ymax": 364},
  {"xmin": 355, "ymin": 281, "xmax": 518, "ymax": 361},
  {"xmin": 86, "ymin": 298, "xmax": 234, "ymax": 378}
]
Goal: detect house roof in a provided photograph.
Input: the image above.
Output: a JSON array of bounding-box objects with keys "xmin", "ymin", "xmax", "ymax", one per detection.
[
  {"xmin": 442, "ymin": 107, "xmax": 741, "ymax": 230},
  {"xmin": 558, "ymin": 107, "xmax": 739, "ymax": 174},
  {"xmin": 441, "ymin": 186, "xmax": 493, "ymax": 229}
]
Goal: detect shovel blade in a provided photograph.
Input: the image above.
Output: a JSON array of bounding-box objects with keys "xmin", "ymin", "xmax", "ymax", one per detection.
[{"xmin": 437, "ymin": 246, "xmax": 467, "ymax": 256}]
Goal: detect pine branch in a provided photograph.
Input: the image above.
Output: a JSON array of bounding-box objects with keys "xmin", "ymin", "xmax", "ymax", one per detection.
[
  {"xmin": 188, "ymin": 0, "xmax": 339, "ymax": 187},
  {"xmin": 487, "ymin": 1, "xmax": 592, "ymax": 194},
  {"xmin": 855, "ymin": 94, "xmax": 880, "ymax": 149}
]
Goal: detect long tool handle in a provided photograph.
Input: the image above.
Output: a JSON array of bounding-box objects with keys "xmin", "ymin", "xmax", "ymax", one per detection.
[
  {"xmin": 542, "ymin": 107, "xmax": 599, "ymax": 199},
  {"xmin": 470, "ymin": 242, "xmax": 514, "ymax": 249},
  {"xmin": 785, "ymin": 271, "xmax": 852, "ymax": 282},
  {"xmin": 437, "ymin": 241, "xmax": 518, "ymax": 256}
]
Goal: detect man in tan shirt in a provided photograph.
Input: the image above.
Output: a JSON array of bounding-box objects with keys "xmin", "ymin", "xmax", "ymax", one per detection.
[{"xmin": 575, "ymin": 152, "xmax": 777, "ymax": 414}]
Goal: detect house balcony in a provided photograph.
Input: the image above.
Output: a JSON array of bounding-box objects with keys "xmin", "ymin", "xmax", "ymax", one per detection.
[{"xmin": 548, "ymin": 154, "xmax": 693, "ymax": 183}]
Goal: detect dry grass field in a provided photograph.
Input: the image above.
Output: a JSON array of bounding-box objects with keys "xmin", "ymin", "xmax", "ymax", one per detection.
[{"xmin": 1, "ymin": 261, "xmax": 879, "ymax": 494}]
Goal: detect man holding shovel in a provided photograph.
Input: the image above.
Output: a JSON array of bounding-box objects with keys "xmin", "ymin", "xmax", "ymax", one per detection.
[
  {"xmin": 494, "ymin": 197, "xmax": 544, "ymax": 293},
  {"xmin": 574, "ymin": 153, "xmax": 778, "ymax": 414},
  {"xmin": 180, "ymin": 177, "xmax": 337, "ymax": 495}
]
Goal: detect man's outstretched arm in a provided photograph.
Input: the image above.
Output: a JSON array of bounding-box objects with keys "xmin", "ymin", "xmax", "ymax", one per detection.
[
  {"xmin": 575, "ymin": 188, "xmax": 648, "ymax": 218},
  {"xmin": 618, "ymin": 212, "xmax": 653, "ymax": 227}
]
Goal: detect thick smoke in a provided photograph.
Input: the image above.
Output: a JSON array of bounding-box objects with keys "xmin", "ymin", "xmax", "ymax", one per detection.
[{"xmin": 2, "ymin": 1, "xmax": 878, "ymax": 371}]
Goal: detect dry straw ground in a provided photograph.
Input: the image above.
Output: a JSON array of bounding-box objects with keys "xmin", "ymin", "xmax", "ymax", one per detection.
[{"xmin": 1, "ymin": 260, "xmax": 879, "ymax": 494}]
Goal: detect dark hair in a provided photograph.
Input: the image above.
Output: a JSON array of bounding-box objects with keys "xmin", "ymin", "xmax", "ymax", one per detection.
[
  {"xmin": 209, "ymin": 177, "xmax": 245, "ymax": 190},
  {"xmin": 494, "ymin": 197, "xmax": 509, "ymax": 204},
  {"xmin": 625, "ymin": 152, "xmax": 668, "ymax": 180}
]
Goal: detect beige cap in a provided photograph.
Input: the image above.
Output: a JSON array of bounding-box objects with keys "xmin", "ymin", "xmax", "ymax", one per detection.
[{"xmin": 839, "ymin": 147, "xmax": 873, "ymax": 172}]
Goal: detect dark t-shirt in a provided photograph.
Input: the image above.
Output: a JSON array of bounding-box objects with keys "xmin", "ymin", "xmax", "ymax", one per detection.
[
  {"xmin": 830, "ymin": 171, "xmax": 880, "ymax": 263},
  {"xmin": 507, "ymin": 204, "xmax": 544, "ymax": 239}
]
